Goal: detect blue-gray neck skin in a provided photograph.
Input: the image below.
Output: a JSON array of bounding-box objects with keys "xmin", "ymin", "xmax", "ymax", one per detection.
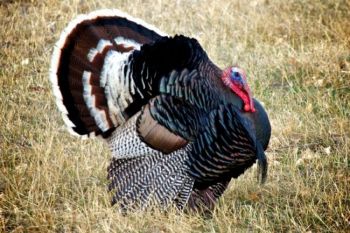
[{"xmin": 242, "ymin": 98, "xmax": 271, "ymax": 150}]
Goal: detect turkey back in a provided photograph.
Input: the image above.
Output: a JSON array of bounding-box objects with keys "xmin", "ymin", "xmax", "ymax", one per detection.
[{"xmin": 50, "ymin": 9, "xmax": 166, "ymax": 138}]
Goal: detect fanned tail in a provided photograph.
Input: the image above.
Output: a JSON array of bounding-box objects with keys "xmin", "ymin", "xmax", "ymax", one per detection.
[{"xmin": 49, "ymin": 9, "xmax": 165, "ymax": 138}]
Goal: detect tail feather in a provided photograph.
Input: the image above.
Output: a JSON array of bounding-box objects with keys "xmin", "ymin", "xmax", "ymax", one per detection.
[
  {"xmin": 105, "ymin": 111, "xmax": 229, "ymax": 211},
  {"xmin": 50, "ymin": 9, "xmax": 165, "ymax": 137}
]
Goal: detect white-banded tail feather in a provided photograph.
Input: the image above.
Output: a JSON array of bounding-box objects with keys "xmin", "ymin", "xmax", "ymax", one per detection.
[{"xmin": 49, "ymin": 9, "xmax": 167, "ymax": 138}]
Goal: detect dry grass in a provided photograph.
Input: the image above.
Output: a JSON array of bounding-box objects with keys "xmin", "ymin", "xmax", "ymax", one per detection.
[{"xmin": 0, "ymin": 0, "xmax": 349, "ymax": 232}]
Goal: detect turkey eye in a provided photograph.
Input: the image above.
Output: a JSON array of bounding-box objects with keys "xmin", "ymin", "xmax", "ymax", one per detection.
[{"xmin": 231, "ymin": 71, "xmax": 241, "ymax": 81}]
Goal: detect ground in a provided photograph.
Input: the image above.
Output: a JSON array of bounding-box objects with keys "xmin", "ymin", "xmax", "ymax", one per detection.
[{"xmin": 0, "ymin": 0, "xmax": 349, "ymax": 232}]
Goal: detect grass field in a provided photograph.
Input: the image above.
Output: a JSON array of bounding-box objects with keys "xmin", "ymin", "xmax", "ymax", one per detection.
[{"xmin": 0, "ymin": 0, "xmax": 349, "ymax": 232}]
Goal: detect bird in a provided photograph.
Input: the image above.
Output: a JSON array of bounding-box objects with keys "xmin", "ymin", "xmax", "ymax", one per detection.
[{"xmin": 49, "ymin": 9, "xmax": 271, "ymax": 212}]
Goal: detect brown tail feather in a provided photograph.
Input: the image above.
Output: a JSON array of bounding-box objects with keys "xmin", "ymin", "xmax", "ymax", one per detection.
[{"xmin": 50, "ymin": 9, "xmax": 166, "ymax": 138}]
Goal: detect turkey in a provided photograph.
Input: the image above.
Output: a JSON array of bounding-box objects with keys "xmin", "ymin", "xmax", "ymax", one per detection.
[{"xmin": 49, "ymin": 9, "xmax": 271, "ymax": 212}]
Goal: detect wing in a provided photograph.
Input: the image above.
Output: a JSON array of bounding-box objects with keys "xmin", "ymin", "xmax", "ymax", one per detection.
[
  {"xmin": 106, "ymin": 110, "xmax": 234, "ymax": 212},
  {"xmin": 107, "ymin": 112, "xmax": 195, "ymax": 211}
]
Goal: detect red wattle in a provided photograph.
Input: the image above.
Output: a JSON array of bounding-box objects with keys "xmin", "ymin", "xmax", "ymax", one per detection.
[{"xmin": 221, "ymin": 67, "xmax": 256, "ymax": 113}]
